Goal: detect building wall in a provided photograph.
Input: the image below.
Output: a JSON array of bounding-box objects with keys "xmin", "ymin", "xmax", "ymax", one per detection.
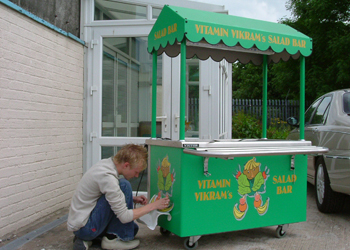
[
  {"xmin": 0, "ymin": 3, "xmax": 84, "ymax": 237},
  {"xmin": 8, "ymin": 0, "xmax": 80, "ymax": 37}
]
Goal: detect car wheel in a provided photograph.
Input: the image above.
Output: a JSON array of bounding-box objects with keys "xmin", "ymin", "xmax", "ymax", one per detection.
[{"xmin": 315, "ymin": 158, "xmax": 345, "ymax": 213}]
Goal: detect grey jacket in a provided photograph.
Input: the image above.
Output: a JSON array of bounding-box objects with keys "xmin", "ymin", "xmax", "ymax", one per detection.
[{"xmin": 67, "ymin": 158, "xmax": 133, "ymax": 231}]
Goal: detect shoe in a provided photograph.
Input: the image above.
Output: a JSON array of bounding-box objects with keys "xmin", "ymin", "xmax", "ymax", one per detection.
[
  {"xmin": 101, "ymin": 236, "xmax": 140, "ymax": 250},
  {"xmin": 73, "ymin": 236, "xmax": 92, "ymax": 250}
]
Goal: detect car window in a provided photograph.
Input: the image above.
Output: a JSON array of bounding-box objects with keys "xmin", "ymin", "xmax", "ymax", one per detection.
[
  {"xmin": 305, "ymin": 98, "xmax": 321, "ymax": 125},
  {"xmin": 343, "ymin": 92, "xmax": 350, "ymax": 114},
  {"xmin": 310, "ymin": 96, "xmax": 332, "ymax": 125},
  {"xmin": 323, "ymin": 103, "xmax": 330, "ymax": 122}
]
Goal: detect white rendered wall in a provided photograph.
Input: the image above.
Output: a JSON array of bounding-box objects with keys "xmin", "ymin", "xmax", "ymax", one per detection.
[{"xmin": 0, "ymin": 3, "xmax": 84, "ymax": 237}]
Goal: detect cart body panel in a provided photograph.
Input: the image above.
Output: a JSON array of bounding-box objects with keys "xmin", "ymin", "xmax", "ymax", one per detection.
[{"xmin": 146, "ymin": 140, "xmax": 321, "ymax": 237}]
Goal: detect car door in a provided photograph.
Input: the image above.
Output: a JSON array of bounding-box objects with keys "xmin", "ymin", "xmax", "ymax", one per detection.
[{"xmin": 304, "ymin": 95, "xmax": 332, "ymax": 183}]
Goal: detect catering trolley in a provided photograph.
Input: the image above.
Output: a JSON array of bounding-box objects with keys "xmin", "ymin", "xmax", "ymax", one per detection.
[{"xmin": 139, "ymin": 5, "xmax": 328, "ymax": 249}]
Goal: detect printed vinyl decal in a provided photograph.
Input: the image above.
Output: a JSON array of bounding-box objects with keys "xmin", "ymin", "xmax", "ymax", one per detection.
[
  {"xmin": 150, "ymin": 156, "xmax": 175, "ymax": 212},
  {"xmin": 233, "ymin": 157, "xmax": 270, "ymax": 220}
]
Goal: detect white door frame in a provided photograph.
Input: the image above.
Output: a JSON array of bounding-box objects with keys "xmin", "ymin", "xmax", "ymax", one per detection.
[{"xmin": 87, "ymin": 25, "xmax": 155, "ymax": 168}]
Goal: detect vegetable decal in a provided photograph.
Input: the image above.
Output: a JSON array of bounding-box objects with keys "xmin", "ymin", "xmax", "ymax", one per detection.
[
  {"xmin": 157, "ymin": 156, "xmax": 175, "ymax": 194},
  {"xmin": 150, "ymin": 156, "xmax": 176, "ymax": 212},
  {"xmin": 233, "ymin": 158, "xmax": 270, "ymax": 220}
]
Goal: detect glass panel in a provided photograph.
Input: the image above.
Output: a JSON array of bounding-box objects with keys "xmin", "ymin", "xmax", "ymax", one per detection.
[
  {"xmin": 131, "ymin": 37, "xmax": 137, "ymax": 59},
  {"xmin": 103, "ymin": 128, "xmax": 114, "ymax": 137},
  {"xmin": 95, "ymin": 0, "xmax": 147, "ymax": 20},
  {"xmin": 186, "ymin": 61, "xmax": 199, "ymax": 137},
  {"xmin": 131, "ymin": 127, "xmax": 138, "ymax": 137},
  {"xmin": 103, "ymin": 13, "xmax": 112, "ymax": 20},
  {"xmin": 187, "ymin": 85, "xmax": 199, "ymax": 134},
  {"xmin": 117, "ymin": 127, "xmax": 127, "ymax": 136},
  {"xmin": 102, "ymin": 37, "xmax": 162, "ymax": 138},
  {"xmin": 102, "ymin": 53, "xmax": 116, "ymax": 137},
  {"xmin": 310, "ymin": 96, "xmax": 332, "ymax": 125},
  {"xmin": 117, "ymin": 59, "xmax": 128, "ymax": 123},
  {"xmin": 108, "ymin": 37, "xmax": 129, "ymax": 55},
  {"xmin": 101, "ymin": 146, "xmax": 118, "ymax": 160},
  {"xmin": 101, "ymin": 146, "xmax": 148, "ymax": 191},
  {"xmin": 131, "ymin": 62, "xmax": 139, "ymax": 123},
  {"xmin": 188, "ymin": 65, "xmax": 199, "ymax": 81},
  {"xmin": 94, "ymin": 7, "xmax": 101, "ymax": 20},
  {"xmin": 304, "ymin": 98, "xmax": 321, "ymax": 125},
  {"xmin": 102, "ymin": 53, "xmax": 114, "ymax": 123},
  {"xmin": 343, "ymin": 92, "xmax": 350, "ymax": 114},
  {"xmin": 152, "ymin": 7, "xmax": 162, "ymax": 19}
]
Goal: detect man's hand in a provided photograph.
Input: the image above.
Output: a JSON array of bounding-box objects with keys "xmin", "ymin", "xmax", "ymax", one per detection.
[
  {"xmin": 132, "ymin": 194, "xmax": 170, "ymax": 220},
  {"xmin": 152, "ymin": 194, "xmax": 170, "ymax": 210},
  {"xmin": 133, "ymin": 195, "xmax": 148, "ymax": 205}
]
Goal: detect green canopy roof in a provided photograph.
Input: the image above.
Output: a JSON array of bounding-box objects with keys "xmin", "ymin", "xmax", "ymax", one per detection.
[{"xmin": 148, "ymin": 5, "xmax": 312, "ymax": 65}]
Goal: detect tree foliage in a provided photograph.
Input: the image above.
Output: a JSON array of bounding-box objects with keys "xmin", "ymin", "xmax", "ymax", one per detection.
[
  {"xmin": 232, "ymin": 63, "xmax": 263, "ymax": 99},
  {"xmin": 232, "ymin": 0, "xmax": 350, "ymax": 101}
]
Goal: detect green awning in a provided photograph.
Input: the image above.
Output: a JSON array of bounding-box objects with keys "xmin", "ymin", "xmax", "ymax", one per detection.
[{"xmin": 148, "ymin": 5, "xmax": 312, "ymax": 65}]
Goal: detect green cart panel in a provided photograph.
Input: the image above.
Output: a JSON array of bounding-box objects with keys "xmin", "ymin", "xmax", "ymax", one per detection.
[{"xmin": 149, "ymin": 145, "xmax": 307, "ymax": 237}]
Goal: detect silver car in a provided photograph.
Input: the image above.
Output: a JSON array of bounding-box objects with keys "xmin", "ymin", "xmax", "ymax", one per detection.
[{"xmin": 287, "ymin": 89, "xmax": 350, "ymax": 213}]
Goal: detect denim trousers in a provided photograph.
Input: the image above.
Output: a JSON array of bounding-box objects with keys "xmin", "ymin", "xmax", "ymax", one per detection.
[{"xmin": 74, "ymin": 178, "xmax": 139, "ymax": 241}]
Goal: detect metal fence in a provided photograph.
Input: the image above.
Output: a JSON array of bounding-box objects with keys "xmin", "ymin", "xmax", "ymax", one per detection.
[
  {"xmin": 188, "ymin": 98, "xmax": 199, "ymax": 130},
  {"xmin": 232, "ymin": 99, "xmax": 311, "ymax": 124},
  {"xmin": 187, "ymin": 98, "xmax": 311, "ymax": 126}
]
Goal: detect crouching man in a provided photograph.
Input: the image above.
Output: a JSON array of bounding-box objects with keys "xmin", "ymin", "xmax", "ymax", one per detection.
[{"xmin": 67, "ymin": 144, "xmax": 170, "ymax": 250}]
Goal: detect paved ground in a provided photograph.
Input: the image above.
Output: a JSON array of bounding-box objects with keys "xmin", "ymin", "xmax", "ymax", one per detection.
[{"xmin": 1, "ymin": 183, "xmax": 350, "ymax": 250}]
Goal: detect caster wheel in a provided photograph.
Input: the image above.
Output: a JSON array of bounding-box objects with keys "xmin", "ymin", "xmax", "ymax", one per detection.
[
  {"xmin": 160, "ymin": 227, "xmax": 171, "ymax": 236},
  {"xmin": 184, "ymin": 238, "xmax": 198, "ymax": 249},
  {"xmin": 276, "ymin": 226, "xmax": 286, "ymax": 238}
]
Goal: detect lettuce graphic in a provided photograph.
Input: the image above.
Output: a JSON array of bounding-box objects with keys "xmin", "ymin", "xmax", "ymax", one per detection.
[
  {"xmin": 252, "ymin": 172, "xmax": 265, "ymax": 192},
  {"xmin": 237, "ymin": 171, "xmax": 265, "ymax": 195},
  {"xmin": 165, "ymin": 174, "xmax": 172, "ymax": 191},
  {"xmin": 237, "ymin": 174, "xmax": 251, "ymax": 195},
  {"xmin": 158, "ymin": 170, "xmax": 165, "ymax": 190}
]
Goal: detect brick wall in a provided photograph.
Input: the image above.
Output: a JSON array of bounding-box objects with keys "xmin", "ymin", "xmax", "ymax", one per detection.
[{"xmin": 0, "ymin": 3, "xmax": 84, "ymax": 237}]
